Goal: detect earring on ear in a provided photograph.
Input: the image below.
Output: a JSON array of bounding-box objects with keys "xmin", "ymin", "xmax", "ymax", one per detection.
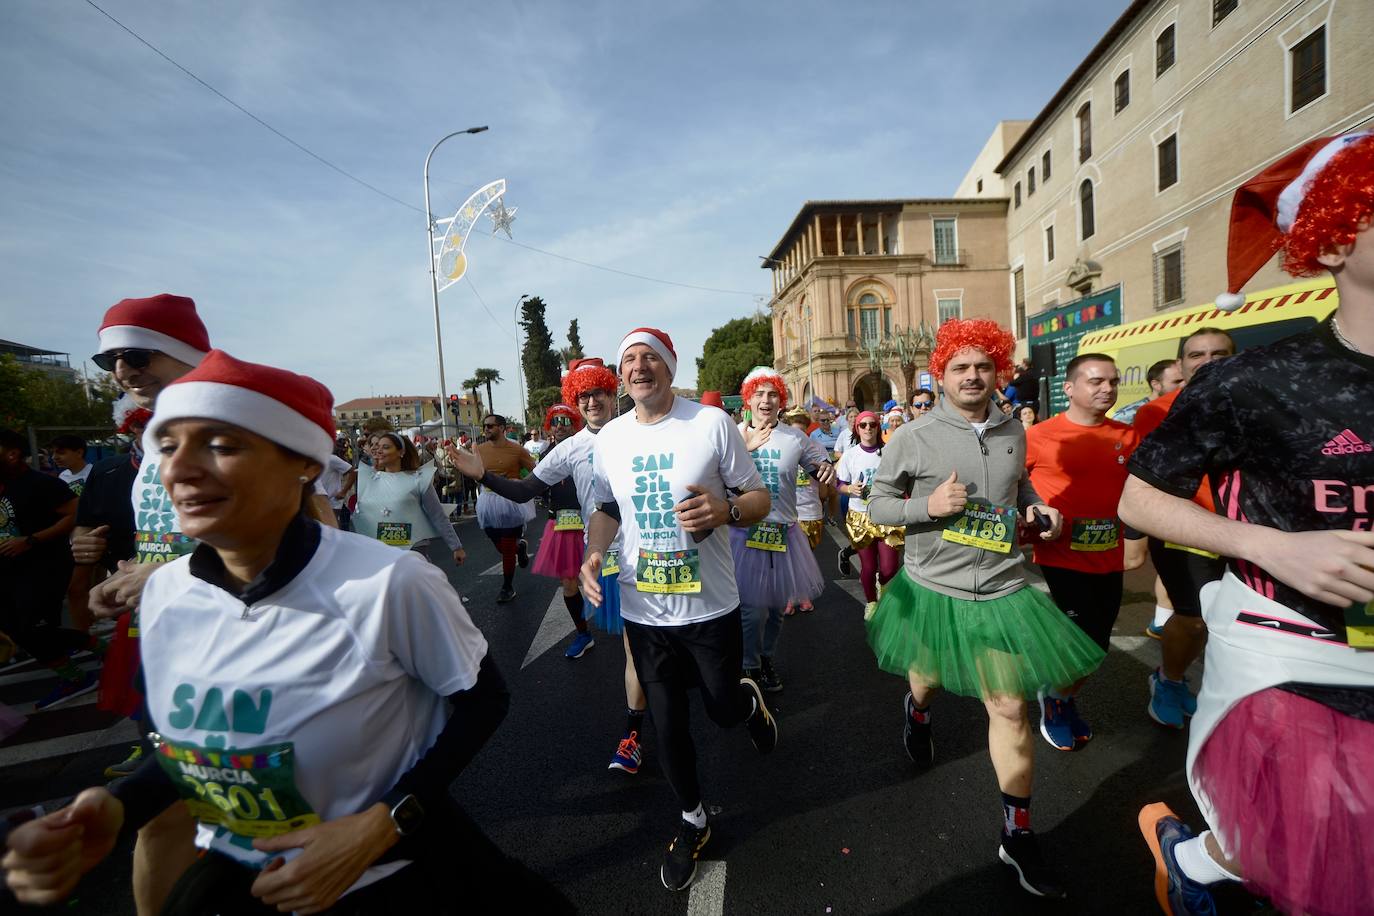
[{"xmin": 298, "ymin": 475, "xmax": 309, "ymax": 483}]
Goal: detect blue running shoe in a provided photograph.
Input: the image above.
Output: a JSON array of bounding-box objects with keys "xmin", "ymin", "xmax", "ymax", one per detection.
[
  {"xmin": 1139, "ymin": 803, "xmax": 1218, "ymax": 915},
  {"xmin": 565, "ymin": 631, "xmax": 595, "ymax": 659},
  {"xmin": 1065, "ymin": 697, "xmax": 1093, "ymax": 746},
  {"xmin": 1148, "ymin": 671, "xmax": 1187, "ymax": 729},
  {"xmin": 1145, "ymin": 622, "xmax": 1166, "ymax": 640},
  {"xmin": 1037, "ymin": 689, "xmax": 1076, "ymax": 751},
  {"xmin": 609, "ymin": 731, "xmax": 642, "ymax": 774},
  {"xmin": 34, "ymin": 671, "xmax": 98, "ymax": 711}
]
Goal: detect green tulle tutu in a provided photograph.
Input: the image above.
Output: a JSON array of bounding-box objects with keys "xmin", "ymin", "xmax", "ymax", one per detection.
[{"xmin": 866, "ymin": 570, "xmax": 1105, "ymax": 699}]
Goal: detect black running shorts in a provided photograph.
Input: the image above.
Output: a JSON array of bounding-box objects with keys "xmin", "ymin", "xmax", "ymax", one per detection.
[{"xmin": 1148, "ymin": 538, "xmax": 1225, "ymax": 617}]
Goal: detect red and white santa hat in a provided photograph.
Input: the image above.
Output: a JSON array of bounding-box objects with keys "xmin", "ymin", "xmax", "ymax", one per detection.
[
  {"xmin": 1216, "ymin": 131, "xmax": 1372, "ymax": 311},
  {"xmin": 616, "ymin": 327, "xmax": 677, "ymax": 379},
  {"xmin": 739, "ymin": 366, "xmax": 789, "ymax": 409},
  {"xmin": 146, "ymin": 350, "xmax": 336, "ymax": 467},
  {"xmin": 111, "ymin": 394, "xmax": 153, "ymax": 434},
  {"xmin": 543, "ymin": 403, "xmax": 583, "ymax": 431},
  {"xmin": 561, "ymin": 357, "xmax": 619, "ymax": 406},
  {"xmin": 98, "ymin": 294, "xmax": 211, "ymax": 367}
]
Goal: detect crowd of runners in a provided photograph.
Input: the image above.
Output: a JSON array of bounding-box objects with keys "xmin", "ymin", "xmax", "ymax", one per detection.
[{"xmin": 1, "ymin": 134, "xmax": 1371, "ymax": 915}]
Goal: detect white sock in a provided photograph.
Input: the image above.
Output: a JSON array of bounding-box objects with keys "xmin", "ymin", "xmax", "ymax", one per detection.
[
  {"xmin": 1153, "ymin": 604, "xmax": 1174, "ymax": 628},
  {"xmin": 1174, "ymin": 833, "xmax": 1240, "ymax": 885},
  {"xmin": 682, "ymin": 803, "xmax": 707, "ymax": 828}
]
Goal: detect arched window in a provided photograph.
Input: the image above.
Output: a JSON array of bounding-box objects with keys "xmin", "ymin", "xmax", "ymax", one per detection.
[{"xmin": 1079, "ymin": 179, "xmax": 1096, "ymax": 240}]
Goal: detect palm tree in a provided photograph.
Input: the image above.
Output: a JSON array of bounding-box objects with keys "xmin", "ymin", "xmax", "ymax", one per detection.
[
  {"xmin": 461, "ymin": 376, "xmax": 484, "ymax": 414},
  {"xmin": 473, "ymin": 368, "xmax": 503, "ymax": 417}
]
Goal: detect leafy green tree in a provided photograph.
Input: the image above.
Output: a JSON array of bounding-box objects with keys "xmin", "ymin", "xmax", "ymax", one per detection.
[
  {"xmin": 528, "ymin": 384, "xmax": 562, "ymax": 419},
  {"xmin": 0, "ymin": 355, "xmax": 120, "ymax": 431},
  {"xmin": 518, "ymin": 297, "xmax": 563, "ymax": 396},
  {"xmin": 560, "ymin": 318, "xmax": 586, "ymax": 368},
  {"xmin": 461, "ymin": 377, "xmax": 484, "ymax": 414},
  {"xmin": 696, "ymin": 316, "xmax": 773, "ymax": 395},
  {"xmin": 473, "ymin": 368, "xmax": 503, "ymax": 418}
]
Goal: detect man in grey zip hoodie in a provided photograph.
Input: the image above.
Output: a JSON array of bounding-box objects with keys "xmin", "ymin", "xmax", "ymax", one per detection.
[{"xmin": 864, "ymin": 318, "xmax": 1107, "ymax": 901}]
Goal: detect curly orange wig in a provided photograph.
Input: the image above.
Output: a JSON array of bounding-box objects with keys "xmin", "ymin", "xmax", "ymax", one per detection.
[
  {"xmin": 929, "ymin": 318, "xmax": 1015, "ymax": 378},
  {"xmin": 739, "ymin": 366, "xmax": 789, "ymax": 410},
  {"xmin": 1283, "ymin": 134, "xmax": 1374, "ymax": 277},
  {"xmin": 561, "ymin": 357, "xmax": 618, "ymax": 408},
  {"xmin": 544, "ymin": 403, "xmax": 583, "ymax": 432}
]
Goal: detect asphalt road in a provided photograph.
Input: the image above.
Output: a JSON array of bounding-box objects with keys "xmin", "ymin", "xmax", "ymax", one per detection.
[{"xmin": 1, "ymin": 515, "xmax": 1268, "ymax": 915}]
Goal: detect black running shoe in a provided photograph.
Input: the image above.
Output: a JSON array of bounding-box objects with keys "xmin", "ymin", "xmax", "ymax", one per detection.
[
  {"xmin": 998, "ymin": 830, "xmax": 1067, "ymax": 899},
  {"xmin": 496, "ymin": 586, "xmax": 517, "ymax": 604},
  {"xmin": 516, "ymin": 539, "xmax": 529, "ymax": 568},
  {"xmin": 740, "ymin": 677, "xmax": 777, "ymax": 754},
  {"xmin": 758, "ymin": 656, "xmax": 783, "ymax": 693},
  {"xmin": 661, "ymin": 817, "xmax": 711, "ymax": 891},
  {"xmin": 837, "ymin": 547, "xmax": 854, "ymax": 577},
  {"xmin": 902, "ymin": 691, "xmax": 933, "ymax": 766}
]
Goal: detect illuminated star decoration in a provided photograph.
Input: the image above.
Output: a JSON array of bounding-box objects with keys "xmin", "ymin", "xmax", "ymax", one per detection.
[{"xmin": 488, "ymin": 199, "xmax": 517, "ymax": 238}]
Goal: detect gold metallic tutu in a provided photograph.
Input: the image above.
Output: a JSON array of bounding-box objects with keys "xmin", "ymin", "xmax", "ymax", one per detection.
[
  {"xmin": 844, "ymin": 509, "xmax": 905, "ymax": 550},
  {"xmin": 798, "ymin": 519, "xmax": 824, "ymax": 549}
]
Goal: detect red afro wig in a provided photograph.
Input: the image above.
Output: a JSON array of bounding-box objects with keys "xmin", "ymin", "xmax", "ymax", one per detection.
[
  {"xmin": 561, "ymin": 357, "xmax": 618, "ymax": 408},
  {"xmin": 739, "ymin": 366, "xmax": 789, "ymax": 409},
  {"xmin": 929, "ymin": 318, "xmax": 1016, "ymax": 378},
  {"xmin": 544, "ymin": 403, "xmax": 583, "ymax": 432},
  {"xmin": 1283, "ymin": 134, "xmax": 1374, "ymax": 278}
]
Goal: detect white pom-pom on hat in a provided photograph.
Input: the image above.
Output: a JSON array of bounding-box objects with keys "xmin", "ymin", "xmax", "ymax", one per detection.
[{"xmin": 1214, "ymin": 291, "xmax": 1246, "ymax": 312}]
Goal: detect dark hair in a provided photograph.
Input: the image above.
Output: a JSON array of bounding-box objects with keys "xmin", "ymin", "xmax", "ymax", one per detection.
[
  {"xmin": 1147, "ymin": 358, "xmax": 1179, "ymax": 386},
  {"xmin": 47, "ymin": 434, "xmax": 86, "ymax": 452},
  {"xmin": 484, "ymin": 413, "xmax": 507, "ymax": 427},
  {"xmin": 912, "ymin": 388, "xmax": 934, "ymax": 402},
  {"xmin": 376, "ymin": 431, "xmax": 422, "ymax": 471},
  {"xmin": 1177, "ymin": 327, "xmax": 1236, "ymax": 359},
  {"xmin": 1064, "ymin": 352, "xmax": 1115, "ymax": 381},
  {"xmin": 0, "ymin": 428, "xmax": 29, "ymax": 456}
]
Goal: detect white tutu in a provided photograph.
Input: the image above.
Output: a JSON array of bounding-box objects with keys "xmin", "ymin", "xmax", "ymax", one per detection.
[{"xmin": 477, "ymin": 488, "xmax": 529, "ymax": 529}]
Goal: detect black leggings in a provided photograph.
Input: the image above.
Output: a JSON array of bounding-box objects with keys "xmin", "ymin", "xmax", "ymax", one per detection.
[
  {"xmin": 626, "ymin": 609, "xmax": 753, "ymax": 811},
  {"xmin": 1041, "ymin": 565, "xmax": 1124, "ymax": 652},
  {"xmin": 0, "ymin": 565, "xmax": 89, "ymax": 665}
]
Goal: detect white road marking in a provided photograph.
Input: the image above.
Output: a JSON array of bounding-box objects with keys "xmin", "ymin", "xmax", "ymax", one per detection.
[
  {"xmin": 825, "ymin": 523, "xmax": 848, "ymax": 551},
  {"xmin": 0, "ymin": 718, "xmax": 140, "ymax": 767},
  {"xmin": 12, "ymin": 692, "xmax": 100, "ymax": 717},
  {"xmin": 837, "ymin": 580, "xmax": 867, "ymax": 606},
  {"xmin": 480, "ymin": 561, "xmax": 503, "ymax": 576},
  {"xmin": 522, "ymin": 590, "xmax": 577, "ymax": 669},
  {"xmin": 686, "ymin": 860, "xmax": 727, "ymax": 916},
  {"xmin": 0, "ymin": 660, "xmax": 101, "ymax": 689}
]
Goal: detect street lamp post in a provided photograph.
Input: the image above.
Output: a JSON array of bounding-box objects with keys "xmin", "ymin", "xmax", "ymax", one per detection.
[
  {"xmin": 424, "ymin": 125, "xmax": 488, "ymax": 440},
  {"xmin": 514, "ymin": 293, "xmax": 530, "ymax": 427}
]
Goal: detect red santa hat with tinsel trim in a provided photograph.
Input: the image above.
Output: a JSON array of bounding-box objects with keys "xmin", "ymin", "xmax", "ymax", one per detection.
[
  {"xmin": 1216, "ymin": 131, "xmax": 1372, "ymax": 311},
  {"xmin": 146, "ymin": 350, "xmax": 336, "ymax": 467},
  {"xmin": 616, "ymin": 327, "xmax": 677, "ymax": 379},
  {"xmin": 112, "ymin": 394, "xmax": 153, "ymax": 434},
  {"xmin": 543, "ymin": 403, "xmax": 584, "ymax": 432},
  {"xmin": 98, "ymin": 294, "xmax": 211, "ymax": 367},
  {"xmin": 561, "ymin": 357, "xmax": 619, "ymax": 407},
  {"xmin": 739, "ymin": 365, "xmax": 789, "ymax": 409}
]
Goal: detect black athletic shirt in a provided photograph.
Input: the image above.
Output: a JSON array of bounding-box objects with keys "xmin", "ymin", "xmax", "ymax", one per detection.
[
  {"xmin": 74, "ymin": 453, "xmax": 139, "ymax": 568},
  {"xmin": 1130, "ymin": 319, "xmax": 1374, "ymax": 637}
]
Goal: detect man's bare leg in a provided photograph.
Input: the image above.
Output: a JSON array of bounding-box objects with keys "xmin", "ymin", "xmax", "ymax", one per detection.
[{"xmin": 132, "ymin": 803, "xmax": 197, "ymax": 916}]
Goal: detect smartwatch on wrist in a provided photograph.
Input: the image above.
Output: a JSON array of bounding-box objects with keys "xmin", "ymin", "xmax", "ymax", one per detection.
[
  {"xmin": 387, "ymin": 794, "xmax": 424, "ymax": 836},
  {"xmin": 728, "ymin": 501, "xmax": 742, "ymax": 523}
]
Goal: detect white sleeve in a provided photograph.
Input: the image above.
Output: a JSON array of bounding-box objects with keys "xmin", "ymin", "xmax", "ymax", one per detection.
[
  {"xmin": 715, "ymin": 415, "xmax": 765, "ymax": 492},
  {"xmin": 592, "ymin": 434, "xmax": 615, "ymax": 504},
  {"xmin": 534, "ymin": 439, "xmax": 571, "ymax": 486},
  {"xmin": 380, "ymin": 552, "xmax": 488, "ymax": 695},
  {"xmin": 836, "ymin": 448, "xmax": 855, "ymax": 483}
]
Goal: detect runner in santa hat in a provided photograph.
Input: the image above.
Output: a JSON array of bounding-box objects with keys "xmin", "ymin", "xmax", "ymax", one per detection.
[
  {"xmin": 3, "ymin": 351, "xmax": 570, "ymax": 913},
  {"xmin": 733, "ymin": 366, "xmax": 836, "ymax": 691},
  {"xmin": 449, "ymin": 361, "xmax": 653, "ymax": 773},
  {"xmin": 580, "ymin": 327, "xmax": 778, "ymax": 892},
  {"xmin": 1126, "ymin": 132, "xmax": 1374, "ymax": 916}
]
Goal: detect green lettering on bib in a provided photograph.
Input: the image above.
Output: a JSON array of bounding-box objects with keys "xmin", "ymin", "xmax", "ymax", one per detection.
[
  {"xmin": 601, "ymin": 548, "xmax": 620, "ymax": 577},
  {"xmin": 554, "ymin": 509, "xmax": 584, "ymax": 532},
  {"xmin": 796, "ymin": 468, "xmax": 811, "ymax": 486},
  {"xmin": 150, "ymin": 733, "xmax": 320, "ymax": 838},
  {"xmin": 135, "ymin": 531, "xmax": 197, "ymax": 565},
  {"xmin": 377, "ymin": 522, "xmax": 412, "ymax": 547},
  {"xmin": 745, "ymin": 521, "xmax": 787, "ymax": 552},
  {"xmin": 941, "ymin": 500, "xmax": 1015, "ymax": 554},
  {"xmin": 1070, "ymin": 518, "xmax": 1120, "ymax": 552},
  {"xmin": 634, "ymin": 548, "xmax": 701, "ymax": 594}
]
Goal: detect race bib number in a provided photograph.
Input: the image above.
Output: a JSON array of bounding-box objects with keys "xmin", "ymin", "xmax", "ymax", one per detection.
[
  {"xmin": 150, "ymin": 734, "xmax": 320, "ymax": 839},
  {"xmin": 376, "ymin": 522, "xmax": 412, "ymax": 547},
  {"xmin": 941, "ymin": 500, "xmax": 1015, "ymax": 554},
  {"xmin": 1164, "ymin": 541, "xmax": 1221, "ymax": 560},
  {"xmin": 601, "ymin": 548, "xmax": 620, "ymax": 577},
  {"xmin": 745, "ymin": 521, "xmax": 787, "ymax": 552},
  {"xmin": 796, "ymin": 468, "xmax": 811, "ymax": 487},
  {"xmin": 1347, "ymin": 601, "xmax": 1374, "ymax": 650},
  {"xmin": 554, "ymin": 509, "xmax": 584, "ymax": 532},
  {"xmin": 1071, "ymin": 518, "xmax": 1120, "ymax": 552},
  {"xmin": 635, "ymin": 548, "xmax": 701, "ymax": 594},
  {"xmin": 135, "ymin": 531, "xmax": 197, "ymax": 565}
]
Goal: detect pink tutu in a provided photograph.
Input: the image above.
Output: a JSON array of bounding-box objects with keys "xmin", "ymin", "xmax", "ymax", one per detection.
[
  {"xmin": 1194, "ymin": 686, "xmax": 1374, "ymax": 916},
  {"xmin": 729, "ymin": 523, "xmax": 824, "ymax": 609},
  {"xmin": 531, "ymin": 519, "xmax": 584, "ymax": 580}
]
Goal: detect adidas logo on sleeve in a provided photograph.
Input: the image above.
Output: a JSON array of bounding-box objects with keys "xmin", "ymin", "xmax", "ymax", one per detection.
[{"xmin": 1321, "ymin": 429, "xmax": 1373, "ymax": 456}]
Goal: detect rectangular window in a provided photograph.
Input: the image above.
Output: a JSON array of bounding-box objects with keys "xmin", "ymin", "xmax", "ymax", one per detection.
[
  {"xmin": 1114, "ymin": 70, "xmax": 1130, "ymax": 113},
  {"xmin": 1077, "ymin": 103, "xmax": 1092, "ymax": 162},
  {"xmin": 1045, "ymin": 225, "xmax": 1055, "ymax": 262},
  {"xmin": 1013, "ymin": 268, "xmax": 1026, "ymax": 339},
  {"xmin": 1156, "ymin": 25, "xmax": 1176, "ymax": 77},
  {"xmin": 1013, "ymin": 182, "xmax": 1022, "ymax": 208},
  {"xmin": 1042, "ymin": 149, "xmax": 1052, "ymax": 181},
  {"xmin": 1158, "ymin": 134, "xmax": 1178, "ymax": 190},
  {"xmin": 859, "ymin": 308, "xmax": 881, "ymax": 344},
  {"xmin": 937, "ymin": 298, "xmax": 962, "ymax": 324},
  {"xmin": 1154, "ymin": 244, "xmax": 1185, "ymax": 309},
  {"xmin": 1213, "ymin": 0, "xmax": 1237, "ymax": 25},
  {"xmin": 1028, "ymin": 166, "xmax": 1036, "ymax": 196},
  {"xmin": 883, "ymin": 308, "xmax": 892, "ymax": 336},
  {"xmin": 847, "ymin": 309, "xmax": 856, "ymax": 341},
  {"xmin": 1291, "ymin": 27, "xmax": 1326, "ymax": 112},
  {"xmin": 976, "ymin": 178, "xmax": 983, "ymax": 193},
  {"xmin": 933, "ymin": 217, "xmax": 958, "ymax": 264}
]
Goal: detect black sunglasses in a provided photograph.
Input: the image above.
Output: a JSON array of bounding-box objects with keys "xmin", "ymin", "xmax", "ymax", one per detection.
[
  {"xmin": 92, "ymin": 348, "xmax": 158, "ymax": 372},
  {"xmin": 912, "ymin": 402, "xmax": 933, "ymax": 410}
]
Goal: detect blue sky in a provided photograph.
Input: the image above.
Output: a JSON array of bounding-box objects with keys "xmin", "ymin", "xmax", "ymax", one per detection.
[{"xmin": 1, "ymin": 0, "xmax": 1122, "ymax": 418}]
